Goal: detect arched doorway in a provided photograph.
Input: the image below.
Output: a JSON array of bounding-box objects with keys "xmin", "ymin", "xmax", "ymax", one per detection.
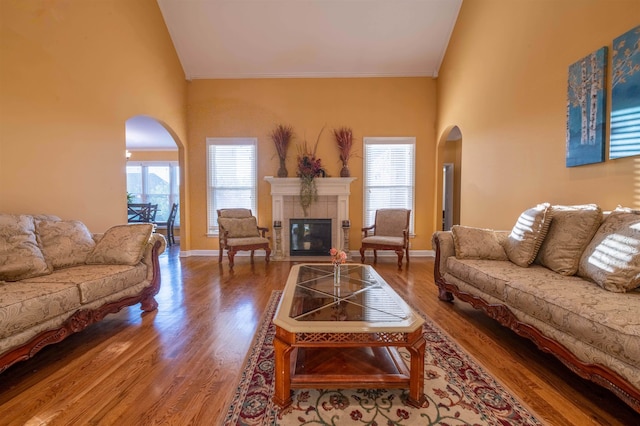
[
  {"xmin": 435, "ymin": 126, "xmax": 462, "ymax": 232},
  {"xmin": 125, "ymin": 115, "xmax": 185, "ymax": 245}
]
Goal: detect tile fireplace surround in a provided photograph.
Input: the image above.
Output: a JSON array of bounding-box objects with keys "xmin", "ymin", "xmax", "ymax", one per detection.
[{"xmin": 264, "ymin": 177, "xmax": 356, "ymax": 259}]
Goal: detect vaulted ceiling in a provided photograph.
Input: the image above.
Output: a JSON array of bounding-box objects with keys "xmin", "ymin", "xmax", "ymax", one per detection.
[
  {"xmin": 127, "ymin": 0, "xmax": 462, "ymax": 150},
  {"xmin": 157, "ymin": 0, "xmax": 462, "ymax": 79}
]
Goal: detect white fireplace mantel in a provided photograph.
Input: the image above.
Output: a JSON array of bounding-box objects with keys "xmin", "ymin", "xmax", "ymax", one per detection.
[{"xmin": 264, "ymin": 177, "xmax": 357, "ymax": 258}]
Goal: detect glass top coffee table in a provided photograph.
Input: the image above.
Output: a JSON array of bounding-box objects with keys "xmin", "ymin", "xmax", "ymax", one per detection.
[{"xmin": 272, "ymin": 264, "xmax": 427, "ymax": 409}]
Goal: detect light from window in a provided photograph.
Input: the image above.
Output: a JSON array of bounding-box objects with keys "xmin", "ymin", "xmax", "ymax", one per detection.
[
  {"xmin": 363, "ymin": 137, "xmax": 415, "ymax": 233},
  {"xmin": 206, "ymin": 138, "xmax": 257, "ymax": 234},
  {"xmin": 126, "ymin": 162, "xmax": 179, "ymax": 223}
]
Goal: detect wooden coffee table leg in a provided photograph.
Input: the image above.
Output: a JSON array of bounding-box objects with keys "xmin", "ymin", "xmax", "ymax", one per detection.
[
  {"xmin": 273, "ymin": 328, "xmax": 293, "ymax": 408},
  {"xmin": 406, "ymin": 332, "xmax": 428, "ymax": 408}
]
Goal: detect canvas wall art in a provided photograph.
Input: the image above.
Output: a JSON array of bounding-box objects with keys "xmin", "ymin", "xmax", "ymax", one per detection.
[
  {"xmin": 610, "ymin": 25, "xmax": 640, "ymax": 160},
  {"xmin": 566, "ymin": 47, "xmax": 607, "ymax": 167}
]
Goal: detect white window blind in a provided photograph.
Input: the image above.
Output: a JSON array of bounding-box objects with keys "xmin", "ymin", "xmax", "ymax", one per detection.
[
  {"xmin": 363, "ymin": 137, "xmax": 416, "ymax": 233},
  {"xmin": 206, "ymin": 138, "xmax": 257, "ymax": 234}
]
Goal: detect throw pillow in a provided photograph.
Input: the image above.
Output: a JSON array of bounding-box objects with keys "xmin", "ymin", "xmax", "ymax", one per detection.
[
  {"xmin": 86, "ymin": 223, "xmax": 153, "ymax": 266},
  {"xmin": 451, "ymin": 225, "xmax": 508, "ymax": 260},
  {"xmin": 577, "ymin": 209, "xmax": 640, "ymax": 292},
  {"xmin": 535, "ymin": 204, "xmax": 602, "ymax": 275},
  {"xmin": 0, "ymin": 214, "xmax": 50, "ymax": 281},
  {"xmin": 503, "ymin": 203, "xmax": 553, "ymax": 267},
  {"xmin": 218, "ymin": 217, "xmax": 259, "ymax": 238},
  {"xmin": 37, "ymin": 220, "xmax": 96, "ymax": 269}
]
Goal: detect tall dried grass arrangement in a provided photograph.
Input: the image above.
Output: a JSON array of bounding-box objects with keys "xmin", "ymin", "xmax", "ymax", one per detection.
[
  {"xmin": 333, "ymin": 127, "xmax": 354, "ymax": 163},
  {"xmin": 270, "ymin": 124, "xmax": 293, "ymax": 160}
]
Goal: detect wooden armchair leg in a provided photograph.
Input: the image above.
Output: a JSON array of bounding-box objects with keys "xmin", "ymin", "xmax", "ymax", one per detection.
[
  {"xmin": 360, "ymin": 248, "xmax": 366, "ymax": 263},
  {"xmin": 219, "ymin": 248, "xmax": 223, "ymax": 263},
  {"xmin": 395, "ymin": 249, "xmax": 404, "ymax": 269},
  {"xmin": 405, "ymin": 247, "xmax": 410, "ymax": 264},
  {"xmin": 373, "ymin": 250, "xmax": 378, "ymax": 262},
  {"xmin": 227, "ymin": 249, "xmax": 237, "ymax": 269},
  {"xmin": 250, "ymin": 250, "xmax": 255, "ymax": 263},
  {"xmin": 265, "ymin": 247, "xmax": 271, "ymax": 263}
]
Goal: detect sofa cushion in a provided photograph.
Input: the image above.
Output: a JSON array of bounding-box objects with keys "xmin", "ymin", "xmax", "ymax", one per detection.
[
  {"xmin": 21, "ymin": 264, "xmax": 147, "ymax": 304},
  {"xmin": 86, "ymin": 224, "xmax": 153, "ymax": 266},
  {"xmin": 218, "ymin": 217, "xmax": 259, "ymax": 238},
  {"xmin": 503, "ymin": 275, "xmax": 640, "ymax": 369},
  {"xmin": 36, "ymin": 220, "xmax": 96, "ymax": 269},
  {"xmin": 0, "ymin": 214, "xmax": 50, "ymax": 281},
  {"xmin": 0, "ymin": 280, "xmax": 81, "ymax": 339},
  {"xmin": 503, "ymin": 203, "xmax": 552, "ymax": 267},
  {"xmin": 451, "ymin": 225, "xmax": 508, "ymax": 260},
  {"xmin": 535, "ymin": 204, "xmax": 602, "ymax": 275},
  {"xmin": 578, "ymin": 209, "xmax": 640, "ymax": 292}
]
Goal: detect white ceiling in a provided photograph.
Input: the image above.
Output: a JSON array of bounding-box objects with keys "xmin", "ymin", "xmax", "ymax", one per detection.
[
  {"xmin": 127, "ymin": 0, "xmax": 462, "ymax": 150},
  {"xmin": 157, "ymin": 0, "xmax": 462, "ymax": 79},
  {"xmin": 126, "ymin": 116, "xmax": 178, "ymax": 150}
]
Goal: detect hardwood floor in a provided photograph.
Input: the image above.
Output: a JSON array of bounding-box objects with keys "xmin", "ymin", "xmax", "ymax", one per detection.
[{"xmin": 0, "ymin": 246, "xmax": 638, "ymax": 425}]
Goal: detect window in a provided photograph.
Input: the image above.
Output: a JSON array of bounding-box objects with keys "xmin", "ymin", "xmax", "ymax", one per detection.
[
  {"xmin": 206, "ymin": 138, "xmax": 257, "ymax": 235},
  {"xmin": 126, "ymin": 162, "xmax": 180, "ymax": 224},
  {"xmin": 363, "ymin": 137, "xmax": 416, "ymax": 233}
]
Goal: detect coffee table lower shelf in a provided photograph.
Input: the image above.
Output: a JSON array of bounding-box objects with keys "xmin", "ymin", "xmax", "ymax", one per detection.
[{"xmin": 291, "ymin": 346, "xmax": 411, "ymax": 389}]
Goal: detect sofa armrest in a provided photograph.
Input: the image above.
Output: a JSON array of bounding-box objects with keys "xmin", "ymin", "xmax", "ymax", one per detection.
[
  {"xmin": 432, "ymin": 231, "xmax": 454, "ymax": 276},
  {"xmin": 142, "ymin": 234, "xmax": 166, "ymax": 280}
]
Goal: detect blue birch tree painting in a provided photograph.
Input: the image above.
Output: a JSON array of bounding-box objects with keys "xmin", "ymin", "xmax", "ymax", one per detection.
[
  {"xmin": 611, "ymin": 25, "xmax": 640, "ymax": 160},
  {"xmin": 566, "ymin": 47, "xmax": 607, "ymax": 167}
]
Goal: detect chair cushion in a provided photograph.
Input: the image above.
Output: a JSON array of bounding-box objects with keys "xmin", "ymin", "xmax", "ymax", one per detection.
[
  {"xmin": 226, "ymin": 236, "xmax": 269, "ymax": 247},
  {"xmin": 578, "ymin": 208, "xmax": 640, "ymax": 292},
  {"xmin": 503, "ymin": 203, "xmax": 553, "ymax": 267},
  {"xmin": 86, "ymin": 224, "xmax": 153, "ymax": 266},
  {"xmin": 373, "ymin": 209, "xmax": 409, "ymax": 237},
  {"xmin": 218, "ymin": 209, "xmax": 252, "ymax": 218},
  {"xmin": 535, "ymin": 204, "xmax": 602, "ymax": 276},
  {"xmin": 452, "ymin": 225, "xmax": 508, "ymax": 260},
  {"xmin": 0, "ymin": 214, "xmax": 50, "ymax": 281},
  {"xmin": 36, "ymin": 220, "xmax": 96, "ymax": 269},
  {"xmin": 219, "ymin": 217, "xmax": 259, "ymax": 238},
  {"xmin": 362, "ymin": 235, "xmax": 405, "ymax": 247}
]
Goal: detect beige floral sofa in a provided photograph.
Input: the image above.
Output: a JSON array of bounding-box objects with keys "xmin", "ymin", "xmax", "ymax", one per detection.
[
  {"xmin": 0, "ymin": 214, "xmax": 165, "ymax": 373},
  {"xmin": 432, "ymin": 204, "xmax": 640, "ymax": 413}
]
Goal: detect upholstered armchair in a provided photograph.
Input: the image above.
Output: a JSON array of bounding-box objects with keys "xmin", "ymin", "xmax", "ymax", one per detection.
[
  {"xmin": 217, "ymin": 209, "xmax": 271, "ymax": 269},
  {"xmin": 360, "ymin": 209, "xmax": 411, "ymax": 268}
]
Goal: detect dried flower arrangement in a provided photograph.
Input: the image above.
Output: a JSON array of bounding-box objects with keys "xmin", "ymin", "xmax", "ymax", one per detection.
[
  {"xmin": 270, "ymin": 124, "xmax": 294, "ymax": 177},
  {"xmin": 333, "ymin": 127, "xmax": 355, "ymax": 177},
  {"xmin": 297, "ymin": 127, "xmax": 326, "ymax": 216}
]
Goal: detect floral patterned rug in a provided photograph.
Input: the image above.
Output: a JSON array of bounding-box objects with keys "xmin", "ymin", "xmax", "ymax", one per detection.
[{"xmin": 223, "ymin": 291, "xmax": 543, "ymax": 425}]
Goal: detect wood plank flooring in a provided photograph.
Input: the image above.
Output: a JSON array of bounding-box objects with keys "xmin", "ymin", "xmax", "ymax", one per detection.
[{"xmin": 0, "ymin": 246, "xmax": 638, "ymax": 425}]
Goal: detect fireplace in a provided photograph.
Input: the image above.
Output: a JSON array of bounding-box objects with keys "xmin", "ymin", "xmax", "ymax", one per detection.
[
  {"xmin": 290, "ymin": 218, "xmax": 332, "ymax": 256},
  {"xmin": 264, "ymin": 177, "xmax": 356, "ymax": 259}
]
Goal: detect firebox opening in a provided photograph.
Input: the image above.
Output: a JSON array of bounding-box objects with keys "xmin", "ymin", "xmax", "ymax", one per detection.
[{"xmin": 290, "ymin": 218, "xmax": 332, "ymax": 256}]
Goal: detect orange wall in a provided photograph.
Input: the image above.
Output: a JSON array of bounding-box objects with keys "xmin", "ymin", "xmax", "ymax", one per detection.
[
  {"xmin": 0, "ymin": 0, "xmax": 187, "ymax": 232},
  {"xmin": 437, "ymin": 0, "xmax": 640, "ymax": 230},
  {"xmin": 187, "ymin": 78, "xmax": 436, "ymax": 251}
]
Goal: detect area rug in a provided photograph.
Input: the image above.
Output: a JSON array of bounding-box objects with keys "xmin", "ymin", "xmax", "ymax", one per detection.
[{"xmin": 223, "ymin": 291, "xmax": 543, "ymax": 425}]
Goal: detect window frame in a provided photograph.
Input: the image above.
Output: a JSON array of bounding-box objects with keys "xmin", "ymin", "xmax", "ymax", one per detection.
[
  {"xmin": 206, "ymin": 137, "xmax": 258, "ymax": 236},
  {"xmin": 362, "ymin": 136, "xmax": 416, "ymax": 235},
  {"xmin": 126, "ymin": 161, "xmax": 179, "ymax": 224}
]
